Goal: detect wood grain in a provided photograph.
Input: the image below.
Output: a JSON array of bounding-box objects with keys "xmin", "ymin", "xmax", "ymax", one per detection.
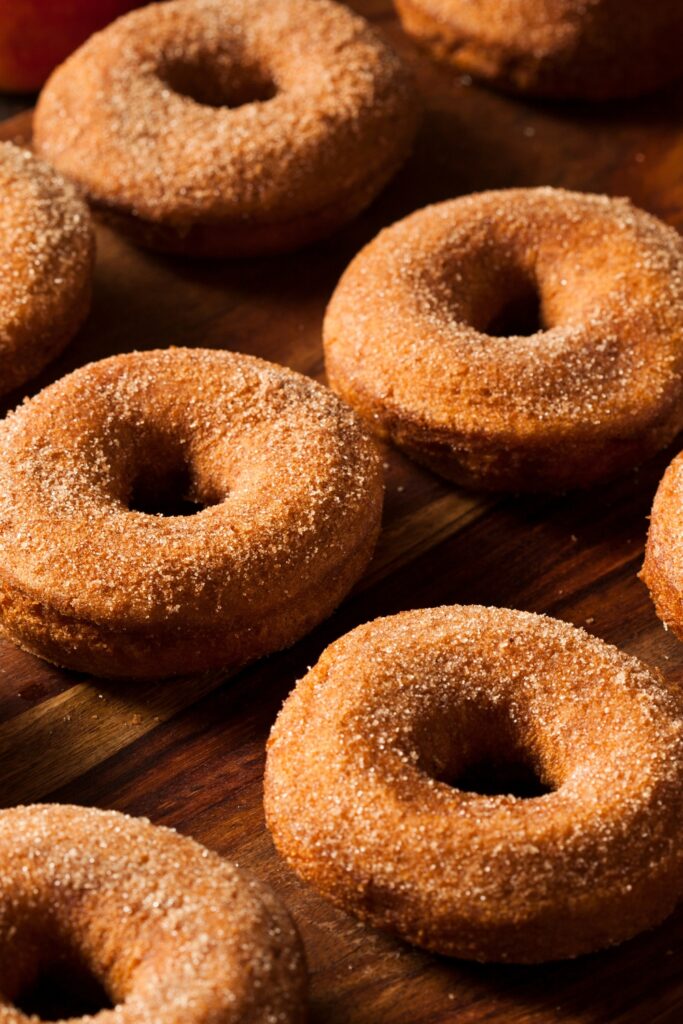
[{"xmin": 1, "ymin": 2, "xmax": 683, "ymax": 1020}]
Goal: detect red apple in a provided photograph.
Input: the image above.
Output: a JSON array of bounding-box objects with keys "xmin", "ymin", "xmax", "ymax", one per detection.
[{"xmin": 0, "ymin": 0, "xmax": 144, "ymax": 93}]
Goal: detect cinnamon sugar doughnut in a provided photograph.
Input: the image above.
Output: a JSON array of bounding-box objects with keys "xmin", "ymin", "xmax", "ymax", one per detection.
[
  {"xmin": 324, "ymin": 187, "xmax": 683, "ymax": 493},
  {"xmin": 33, "ymin": 0, "xmax": 419, "ymax": 258},
  {"xmin": 393, "ymin": 0, "xmax": 683, "ymax": 99},
  {"xmin": 0, "ymin": 804, "xmax": 306, "ymax": 1023},
  {"xmin": 265, "ymin": 606, "xmax": 683, "ymax": 963},
  {"xmin": 641, "ymin": 452, "xmax": 683, "ymax": 641},
  {"xmin": 0, "ymin": 142, "xmax": 94, "ymax": 398},
  {"xmin": 0, "ymin": 347, "xmax": 383, "ymax": 679}
]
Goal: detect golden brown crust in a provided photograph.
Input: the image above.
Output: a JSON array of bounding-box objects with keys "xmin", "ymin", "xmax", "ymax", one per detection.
[
  {"xmin": 265, "ymin": 605, "xmax": 683, "ymax": 963},
  {"xmin": 0, "ymin": 804, "xmax": 307, "ymax": 1023},
  {"xmin": 324, "ymin": 187, "xmax": 683, "ymax": 493},
  {"xmin": 394, "ymin": 0, "xmax": 683, "ymax": 100},
  {"xmin": 0, "ymin": 347, "xmax": 383, "ymax": 679},
  {"xmin": 33, "ymin": 0, "xmax": 419, "ymax": 257},
  {"xmin": 641, "ymin": 452, "xmax": 683, "ymax": 640},
  {"xmin": 0, "ymin": 142, "xmax": 94, "ymax": 397}
]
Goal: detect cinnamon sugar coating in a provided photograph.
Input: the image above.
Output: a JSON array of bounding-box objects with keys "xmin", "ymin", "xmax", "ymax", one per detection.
[
  {"xmin": 642, "ymin": 452, "xmax": 683, "ymax": 641},
  {"xmin": 394, "ymin": 0, "xmax": 683, "ymax": 99},
  {"xmin": 265, "ymin": 605, "xmax": 683, "ymax": 962},
  {"xmin": 0, "ymin": 142, "xmax": 94, "ymax": 397},
  {"xmin": 34, "ymin": 0, "xmax": 419, "ymax": 257},
  {"xmin": 0, "ymin": 347, "xmax": 383, "ymax": 679},
  {"xmin": 324, "ymin": 187, "xmax": 683, "ymax": 493},
  {"xmin": 0, "ymin": 804, "xmax": 306, "ymax": 1023}
]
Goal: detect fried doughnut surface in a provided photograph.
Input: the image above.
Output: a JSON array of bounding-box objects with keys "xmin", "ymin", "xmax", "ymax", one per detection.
[
  {"xmin": 394, "ymin": 0, "xmax": 683, "ymax": 99},
  {"xmin": 324, "ymin": 187, "xmax": 683, "ymax": 492},
  {"xmin": 0, "ymin": 348, "xmax": 383, "ymax": 679},
  {"xmin": 265, "ymin": 605, "xmax": 683, "ymax": 962},
  {"xmin": 34, "ymin": 0, "xmax": 419, "ymax": 256},
  {"xmin": 642, "ymin": 451, "xmax": 683, "ymax": 642},
  {"xmin": 0, "ymin": 142, "xmax": 94, "ymax": 397},
  {"xmin": 0, "ymin": 804, "xmax": 306, "ymax": 1023}
]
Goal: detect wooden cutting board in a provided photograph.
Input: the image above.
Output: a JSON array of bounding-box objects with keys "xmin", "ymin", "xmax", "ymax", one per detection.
[{"xmin": 1, "ymin": 2, "xmax": 683, "ymax": 1020}]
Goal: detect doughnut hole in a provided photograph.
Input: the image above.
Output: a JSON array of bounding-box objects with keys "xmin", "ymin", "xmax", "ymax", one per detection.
[
  {"xmin": 14, "ymin": 962, "xmax": 113, "ymax": 1020},
  {"xmin": 0, "ymin": 920, "xmax": 115, "ymax": 1021},
  {"xmin": 128, "ymin": 464, "xmax": 205, "ymax": 517},
  {"xmin": 117, "ymin": 428, "xmax": 230, "ymax": 518},
  {"xmin": 408, "ymin": 699, "xmax": 560, "ymax": 799},
  {"xmin": 484, "ymin": 279, "xmax": 544, "ymax": 338},
  {"xmin": 417, "ymin": 226, "xmax": 623, "ymax": 344},
  {"xmin": 417, "ymin": 242, "xmax": 554, "ymax": 341},
  {"xmin": 127, "ymin": 454, "xmax": 215, "ymax": 518},
  {"xmin": 159, "ymin": 52, "xmax": 277, "ymax": 108}
]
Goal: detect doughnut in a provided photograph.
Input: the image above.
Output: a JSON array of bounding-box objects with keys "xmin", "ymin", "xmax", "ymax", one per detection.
[
  {"xmin": 323, "ymin": 187, "xmax": 683, "ymax": 493},
  {"xmin": 0, "ymin": 347, "xmax": 383, "ymax": 680},
  {"xmin": 265, "ymin": 605, "xmax": 683, "ymax": 963},
  {"xmin": 0, "ymin": 803, "xmax": 306, "ymax": 1022},
  {"xmin": 641, "ymin": 452, "xmax": 683, "ymax": 640},
  {"xmin": 0, "ymin": 141, "xmax": 94, "ymax": 398},
  {"xmin": 33, "ymin": 0, "xmax": 419, "ymax": 258},
  {"xmin": 393, "ymin": 0, "xmax": 683, "ymax": 100}
]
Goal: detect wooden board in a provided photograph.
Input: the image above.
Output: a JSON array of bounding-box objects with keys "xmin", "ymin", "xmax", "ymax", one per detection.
[{"xmin": 2, "ymin": 2, "xmax": 683, "ymax": 1020}]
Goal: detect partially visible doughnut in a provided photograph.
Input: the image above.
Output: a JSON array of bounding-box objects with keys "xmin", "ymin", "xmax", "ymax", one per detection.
[
  {"xmin": 0, "ymin": 804, "xmax": 306, "ymax": 1023},
  {"xmin": 0, "ymin": 348, "xmax": 383, "ymax": 679},
  {"xmin": 0, "ymin": 141, "xmax": 94, "ymax": 397},
  {"xmin": 393, "ymin": 0, "xmax": 683, "ymax": 100},
  {"xmin": 265, "ymin": 605, "xmax": 683, "ymax": 962},
  {"xmin": 34, "ymin": 0, "xmax": 419, "ymax": 257},
  {"xmin": 642, "ymin": 451, "xmax": 683, "ymax": 641},
  {"xmin": 324, "ymin": 187, "xmax": 683, "ymax": 493}
]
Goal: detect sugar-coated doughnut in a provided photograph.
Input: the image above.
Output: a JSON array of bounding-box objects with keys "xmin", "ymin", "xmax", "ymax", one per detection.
[
  {"xmin": 0, "ymin": 804, "xmax": 306, "ymax": 1023},
  {"xmin": 33, "ymin": 0, "xmax": 419, "ymax": 257},
  {"xmin": 0, "ymin": 348, "xmax": 383, "ymax": 679},
  {"xmin": 642, "ymin": 451, "xmax": 683, "ymax": 641},
  {"xmin": 0, "ymin": 141, "xmax": 94, "ymax": 398},
  {"xmin": 324, "ymin": 187, "xmax": 683, "ymax": 493},
  {"xmin": 393, "ymin": 0, "xmax": 683, "ymax": 100},
  {"xmin": 265, "ymin": 605, "xmax": 683, "ymax": 962}
]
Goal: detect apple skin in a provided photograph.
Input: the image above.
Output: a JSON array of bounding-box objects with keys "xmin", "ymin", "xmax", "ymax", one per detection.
[{"xmin": 0, "ymin": 0, "xmax": 144, "ymax": 92}]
